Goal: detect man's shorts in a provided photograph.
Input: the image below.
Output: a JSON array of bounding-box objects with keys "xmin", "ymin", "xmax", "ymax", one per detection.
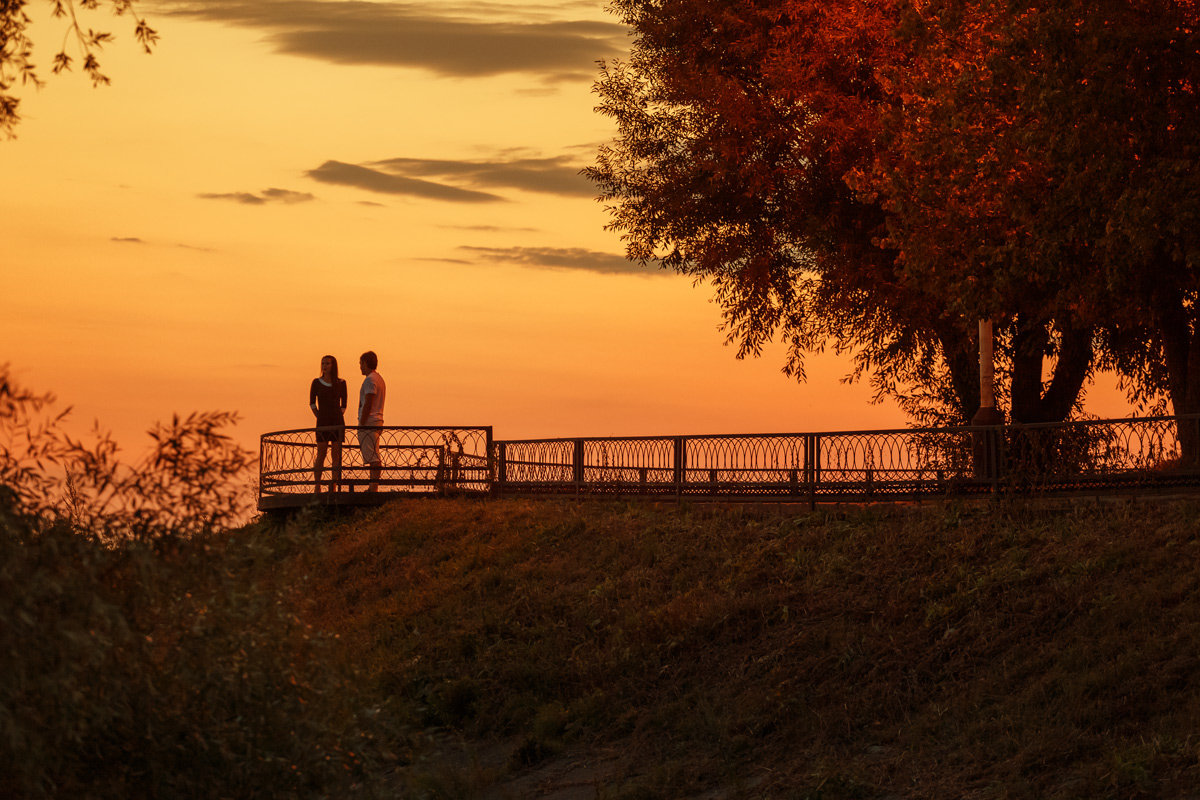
[{"xmin": 358, "ymin": 427, "xmax": 381, "ymax": 465}]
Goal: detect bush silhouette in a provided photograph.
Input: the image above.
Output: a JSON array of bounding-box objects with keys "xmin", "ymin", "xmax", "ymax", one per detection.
[{"xmin": 0, "ymin": 366, "xmax": 398, "ymax": 798}]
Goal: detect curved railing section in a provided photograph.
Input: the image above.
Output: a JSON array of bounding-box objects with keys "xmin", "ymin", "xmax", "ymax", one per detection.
[
  {"xmin": 259, "ymin": 426, "xmax": 492, "ymax": 506},
  {"xmin": 258, "ymin": 417, "xmax": 1200, "ymax": 509}
]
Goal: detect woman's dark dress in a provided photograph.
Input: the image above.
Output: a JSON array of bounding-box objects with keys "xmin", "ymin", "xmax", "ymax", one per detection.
[{"xmin": 310, "ymin": 378, "xmax": 347, "ymax": 442}]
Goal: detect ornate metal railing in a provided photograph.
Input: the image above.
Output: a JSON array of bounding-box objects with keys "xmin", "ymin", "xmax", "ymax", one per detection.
[
  {"xmin": 491, "ymin": 416, "xmax": 1200, "ymax": 501},
  {"xmin": 258, "ymin": 426, "xmax": 492, "ymax": 507},
  {"xmin": 997, "ymin": 416, "xmax": 1199, "ymax": 491},
  {"xmin": 258, "ymin": 417, "xmax": 1200, "ymax": 509}
]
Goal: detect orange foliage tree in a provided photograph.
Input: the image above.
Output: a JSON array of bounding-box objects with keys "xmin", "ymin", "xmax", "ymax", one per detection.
[
  {"xmin": 588, "ymin": 0, "xmax": 989, "ymax": 425},
  {"xmin": 867, "ymin": 0, "xmax": 1199, "ymax": 425},
  {"xmin": 589, "ymin": 0, "xmax": 1198, "ymax": 425},
  {"xmin": 861, "ymin": 0, "xmax": 1097, "ymax": 424}
]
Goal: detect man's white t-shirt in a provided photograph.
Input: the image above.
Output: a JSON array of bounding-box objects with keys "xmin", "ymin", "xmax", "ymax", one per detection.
[{"xmin": 359, "ymin": 371, "xmax": 386, "ymax": 425}]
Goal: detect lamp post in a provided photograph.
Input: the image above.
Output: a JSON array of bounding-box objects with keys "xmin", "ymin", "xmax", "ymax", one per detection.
[{"xmin": 972, "ymin": 318, "xmax": 1004, "ymax": 478}]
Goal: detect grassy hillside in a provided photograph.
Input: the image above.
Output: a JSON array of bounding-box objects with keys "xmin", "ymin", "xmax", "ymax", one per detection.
[{"xmin": 282, "ymin": 497, "xmax": 1200, "ymax": 799}]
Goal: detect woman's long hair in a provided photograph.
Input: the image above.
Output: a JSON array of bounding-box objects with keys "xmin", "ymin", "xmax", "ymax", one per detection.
[{"xmin": 323, "ymin": 354, "xmax": 340, "ymax": 384}]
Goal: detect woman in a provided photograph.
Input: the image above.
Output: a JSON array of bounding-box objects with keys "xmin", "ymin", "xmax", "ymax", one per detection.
[{"xmin": 309, "ymin": 355, "xmax": 347, "ymax": 492}]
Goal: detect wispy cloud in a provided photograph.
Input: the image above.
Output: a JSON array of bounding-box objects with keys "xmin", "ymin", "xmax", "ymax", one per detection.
[
  {"xmin": 460, "ymin": 245, "xmax": 660, "ymax": 277},
  {"xmin": 261, "ymin": 188, "xmax": 316, "ymax": 203},
  {"xmin": 306, "ymin": 160, "xmax": 503, "ymax": 202},
  {"xmin": 370, "ymin": 155, "xmax": 593, "ymax": 197},
  {"xmin": 198, "ymin": 187, "xmax": 316, "ymax": 205},
  {"xmin": 152, "ymin": 0, "xmax": 626, "ymax": 81},
  {"xmin": 110, "ymin": 236, "xmax": 217, "ymax": 252},
  {"xmin": 441, "ymin": 223, "xmax": 540, "ymax": 233},
  {"xmin": 303, "ymin": 153, "xmax": 590, "ymax": 202},
  {"xmin": 414, "ymin": 256, "xmax": 475, "ymax": 265}
]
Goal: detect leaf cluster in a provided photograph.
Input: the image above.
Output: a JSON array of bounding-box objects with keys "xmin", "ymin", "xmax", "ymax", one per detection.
[
  {"xmin": 588, "ymin": 0, "xmax": 1001, "ymax": 422},
  {"xmin": 872, "ymin": 0, "xmax": 1200, "ymax": 322},
  {"xmin": 0, "ymin": 364, "xmax": 255, "ymax": 539},
  {"xmin": 0, "ymin": 0, "xmax": 157, "ymax": 135}
]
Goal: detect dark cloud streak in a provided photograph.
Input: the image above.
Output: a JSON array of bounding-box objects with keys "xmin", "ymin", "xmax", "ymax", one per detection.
[
  {"xmin": 441, "ymin": 223, "xmax": 539, "ymax": 233},
  {"xmin": 198, "ymin": 188, "xmax": 315, "ymax": 205},
  {"xmin": 461, "ymin": 245, "xmax": 662, "ymax": 277},
  {"xmin": 372, "ymin": 155, "xmax": 593, "ymax": 197},
  {"xmin": 306, "ymin": 153, "xmax": 592, "ymax": 202},
  {"xmin": 306, "ymin": 160, "xmax": 503, "ymax": 202},
  {"xmin": 152, "ymin": 0, "xmax": 627, "ymax": 80}
]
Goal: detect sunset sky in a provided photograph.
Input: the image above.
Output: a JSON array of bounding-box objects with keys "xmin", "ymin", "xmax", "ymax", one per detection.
[{"xmin": 2, "ymin": 0, "xmax": 1130, "ymax": 458}]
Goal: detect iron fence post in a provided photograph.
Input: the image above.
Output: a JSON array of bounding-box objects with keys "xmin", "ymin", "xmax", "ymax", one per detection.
[
  {"xmin": 674, "ymin": 436, "xmax": 686, "ymax": 497},
  {"xmin": 258, "ymin": 434, "xmax": 266, "ymax": 501},
  {"xmin": 435, "ymin": 444, "xmax": 446, "ymax": 494},
  {"xmin": 993, "ymin": 425, "xmax": 1005, "ymax": 493},
  {"xmin": 573, "ymin": 438, "xmax": 585, "ymax": 494},
  {"xmin": 491, "ymin": 429, "xmax": 501, "ymax": 495},
  {"xmin": 497, "ymin": 442, "xmax": 507, "ymax": 486},
  {"xmin": 1194, "ymin": 415, "xmax": 1200, "ymax": 470},
  {"xmin": 807, "ymin": 434, "xmax": 821, "ymax": 510}
]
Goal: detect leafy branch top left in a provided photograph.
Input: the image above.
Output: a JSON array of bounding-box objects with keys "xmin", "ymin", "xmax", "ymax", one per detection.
[{"xmin": 1, "ymin": 0, "xmax": 158, "ymax": 135}]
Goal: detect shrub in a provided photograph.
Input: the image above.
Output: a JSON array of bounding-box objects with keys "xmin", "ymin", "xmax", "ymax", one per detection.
[
  {"xmin": 0, "ymin": 367, "xmax": 401, "ymax": 797},
  {"xmin": 0, "ymin": 364, "xmax": 255, "ymax": 538},
  {"xmin": 0, "ymin": 491, "xmax": 406, "ymax": 798}
]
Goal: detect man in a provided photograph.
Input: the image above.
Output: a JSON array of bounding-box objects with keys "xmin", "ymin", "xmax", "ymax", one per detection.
[{"xmin": 357, "ymin": 350, "xmax": 386, "ymax": 491}]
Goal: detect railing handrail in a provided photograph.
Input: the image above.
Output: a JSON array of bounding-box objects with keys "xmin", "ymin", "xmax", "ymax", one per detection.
[
  {"xmin": 490, "ymin": 414, "xmax": 1200, "ymax": 446},
  {"xmin": 262, "ymin": 424, "xmax": 495, "ymax": 439},
  {"xmin": 259, "ymin": 415, "xmax": 1200, "ymax": 444}
]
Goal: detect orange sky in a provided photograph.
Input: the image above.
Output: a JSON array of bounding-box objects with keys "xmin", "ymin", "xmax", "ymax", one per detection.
[{"xmin": 1, "ymin": 0, "xmax": 1132, "ymax": 460}]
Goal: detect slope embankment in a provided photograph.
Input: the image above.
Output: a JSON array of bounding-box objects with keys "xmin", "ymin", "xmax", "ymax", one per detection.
[{"xmin": 292, "ymin": 497, "xmax": 1200, "ymax": 798}]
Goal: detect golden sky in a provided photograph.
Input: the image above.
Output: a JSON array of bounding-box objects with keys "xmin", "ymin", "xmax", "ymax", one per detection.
[{"xmin": 1, "ymin": 0, "xmax": 1129, "ymax": 457}]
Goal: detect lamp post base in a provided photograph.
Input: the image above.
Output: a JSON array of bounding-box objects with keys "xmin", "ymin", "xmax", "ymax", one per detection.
[{"xmin": 971, "ymin": 405, "xmax": 1005, "ymax": 480}]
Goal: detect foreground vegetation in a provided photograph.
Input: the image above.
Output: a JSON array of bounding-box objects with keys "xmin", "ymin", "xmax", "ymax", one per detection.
[
  {"xmin": 6, "ymin": 494, "xmax": 1200, "ymax": 798},
  {"xmin": 0, "ymin": 493, "xmax": 400, "ymax": 798},
  {"xmin": 292, "ymin": 496, "xmax": 1200, "ymax": 798}
]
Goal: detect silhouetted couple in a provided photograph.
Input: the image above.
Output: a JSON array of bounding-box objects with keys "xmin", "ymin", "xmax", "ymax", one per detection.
[{"xmin": 309, "ymin": 351, "xmax": 387, "ymax": 493}]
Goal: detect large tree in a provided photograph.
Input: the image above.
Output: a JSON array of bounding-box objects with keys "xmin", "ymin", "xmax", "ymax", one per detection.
[
  {"xmin": 588, "ymin": 0, "xmax": 1097, "ymax": 425},
  {"xmin": 861, "ymin": 0, "xmax": 1107, "ymax": 424},
  {"xmin": 1046, "ymin": 0, "xmax": 1200, "ymax": 424},
  {"xmin": 1, "ymin": 0, "xmax": 156, "ymax": 135},
  {"xmin": 868, "ymin": 0, "xmax": 1200, "ymax": 426}
]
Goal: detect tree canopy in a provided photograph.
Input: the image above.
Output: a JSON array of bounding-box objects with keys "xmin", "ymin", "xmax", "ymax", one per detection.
[
  {"xmin": 0, "ymin": 0, "xmax": 156, "ymax": 135},
  {"xmin": 870, "ymin": 0, "xmax": 1200, "ymax": 419},
  {"xmin": 589, "ymin": 0, "xmax": 1200, "ymax": 425}
]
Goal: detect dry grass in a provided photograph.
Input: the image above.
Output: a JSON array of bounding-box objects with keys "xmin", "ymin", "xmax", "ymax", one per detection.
[{"xmin": 284, "ymin": 497, "xmax": 1200, "ymax": 798}]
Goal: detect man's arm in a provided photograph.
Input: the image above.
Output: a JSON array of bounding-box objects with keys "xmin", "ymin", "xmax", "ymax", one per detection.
[{"xmin": 359, "ymin": 391, "xmax": 375, "ymax": 426}]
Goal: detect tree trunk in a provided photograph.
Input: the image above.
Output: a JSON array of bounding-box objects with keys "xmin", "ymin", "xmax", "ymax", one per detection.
[
  {"xmin": 1009, "ymin": 317, "xmax": 1094, "ymax": 424},
  {"xmin": 1009, "ymin": 317, "xmax": 1047, "ymax": 423},
  {"xmin": 935, "ymin": 321, "xmax": 981, "ymax": 425},
  {"xmin": 1154, "ymin": 285, "xmax": 1200, "ymax": 466}
]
